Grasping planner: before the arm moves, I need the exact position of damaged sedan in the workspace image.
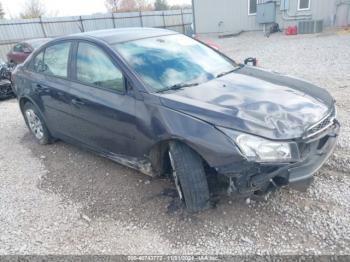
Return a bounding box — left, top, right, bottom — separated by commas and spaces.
12, 28, 340, 211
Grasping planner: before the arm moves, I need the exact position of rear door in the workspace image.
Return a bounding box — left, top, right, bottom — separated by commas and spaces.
66, 41, 138, 156
26, 41, 75, 137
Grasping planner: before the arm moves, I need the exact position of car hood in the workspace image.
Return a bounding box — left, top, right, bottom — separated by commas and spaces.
158, 66, 334, 140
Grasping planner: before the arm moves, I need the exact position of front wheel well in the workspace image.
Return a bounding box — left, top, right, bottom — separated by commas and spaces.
148, 139, 213, 177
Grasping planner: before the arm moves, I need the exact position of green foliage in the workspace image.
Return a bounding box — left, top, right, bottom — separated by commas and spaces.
154, 0, 169, 11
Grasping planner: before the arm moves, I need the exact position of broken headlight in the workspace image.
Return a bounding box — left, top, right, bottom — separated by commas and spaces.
219, 128, 299, 163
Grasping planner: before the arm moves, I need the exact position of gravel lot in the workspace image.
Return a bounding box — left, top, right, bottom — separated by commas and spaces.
0, 31, 350, 255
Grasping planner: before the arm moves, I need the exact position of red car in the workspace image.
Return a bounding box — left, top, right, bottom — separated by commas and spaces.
7, 38, 51, 65
194, 36, 221, 51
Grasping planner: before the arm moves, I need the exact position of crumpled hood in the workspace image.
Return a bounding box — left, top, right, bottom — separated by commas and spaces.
159, 66, 334, 140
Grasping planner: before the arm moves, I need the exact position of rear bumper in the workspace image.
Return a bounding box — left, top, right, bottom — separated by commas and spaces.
220, 121, 340, 194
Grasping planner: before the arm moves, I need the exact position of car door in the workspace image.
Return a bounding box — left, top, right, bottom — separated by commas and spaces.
26, 41, 76, 137
67, 41, 138, 156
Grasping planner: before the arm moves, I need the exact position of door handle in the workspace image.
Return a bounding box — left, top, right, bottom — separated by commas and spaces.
35, 84, 49, 93
71, 98, 85, 106
57, 91, 65, 97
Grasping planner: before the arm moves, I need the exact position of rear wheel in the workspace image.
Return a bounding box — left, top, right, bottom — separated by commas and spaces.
168, 141, 210, 212
23, 102, 52, 145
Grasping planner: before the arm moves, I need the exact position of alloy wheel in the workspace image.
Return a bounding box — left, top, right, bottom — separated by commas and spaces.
25, 109, 44, 140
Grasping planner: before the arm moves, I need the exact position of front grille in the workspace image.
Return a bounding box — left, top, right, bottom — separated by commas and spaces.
304, 113, 335, 139
308, 117, 332, 134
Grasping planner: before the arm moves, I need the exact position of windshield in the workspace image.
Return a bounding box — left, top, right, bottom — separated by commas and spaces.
113, 34, 237, 92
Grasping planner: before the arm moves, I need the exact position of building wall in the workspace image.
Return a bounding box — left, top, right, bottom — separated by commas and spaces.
192, 0, 259, 34
193, 0, 343, 35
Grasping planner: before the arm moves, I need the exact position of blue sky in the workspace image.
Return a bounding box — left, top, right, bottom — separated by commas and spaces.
1, 0, 192, 18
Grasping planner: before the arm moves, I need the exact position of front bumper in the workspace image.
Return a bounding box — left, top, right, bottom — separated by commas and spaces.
287, 120, 340, 191
219, 120, 340, 194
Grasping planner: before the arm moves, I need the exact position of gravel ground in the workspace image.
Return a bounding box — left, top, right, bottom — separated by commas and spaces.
0, 31, 350, 255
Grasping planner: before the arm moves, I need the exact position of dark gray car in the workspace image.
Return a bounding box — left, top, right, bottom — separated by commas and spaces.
12, 28, 340, 211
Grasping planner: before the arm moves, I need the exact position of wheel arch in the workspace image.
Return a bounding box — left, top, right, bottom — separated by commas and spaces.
19, 96, 37, 114
148, 138, 212, 177
19, 96, 49, 127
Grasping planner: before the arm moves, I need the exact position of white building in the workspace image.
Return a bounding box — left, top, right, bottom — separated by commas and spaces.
192, 0, 350, 35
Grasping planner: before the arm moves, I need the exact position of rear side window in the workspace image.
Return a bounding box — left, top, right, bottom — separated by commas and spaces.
13, 44, 24, 52
76, 42, 124, 92
43, 42, 71, 78
32, 51, 45, 72
30, 42, 71, 78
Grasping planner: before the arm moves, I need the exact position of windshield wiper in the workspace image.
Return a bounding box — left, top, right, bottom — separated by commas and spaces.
156, 82, 199, 93
216, 66, 242, 78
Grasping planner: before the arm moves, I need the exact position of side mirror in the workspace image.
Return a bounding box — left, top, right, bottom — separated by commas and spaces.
23, 48, 32, 53
126, 79, 143, 100
244, 57, 258, 67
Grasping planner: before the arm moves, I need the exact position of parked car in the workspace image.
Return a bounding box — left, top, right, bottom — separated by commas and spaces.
196, 37, 221, 50
12, 28, 340, 212
186, 23, 220, 50
7, 38, 51, 65
0, 59, 14, 100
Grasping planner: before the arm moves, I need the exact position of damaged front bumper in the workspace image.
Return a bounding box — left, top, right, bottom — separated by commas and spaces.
218, 120, 340, 195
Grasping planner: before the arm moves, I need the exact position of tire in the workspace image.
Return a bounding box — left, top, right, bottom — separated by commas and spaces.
169, 141, 210, 212
23, 102, 52, 145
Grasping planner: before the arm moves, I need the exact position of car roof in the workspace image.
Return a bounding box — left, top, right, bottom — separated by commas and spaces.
23, 38, 51, 45
62, 27, 179, 45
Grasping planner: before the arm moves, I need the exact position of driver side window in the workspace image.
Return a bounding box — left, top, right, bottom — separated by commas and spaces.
76, 42, 124, 93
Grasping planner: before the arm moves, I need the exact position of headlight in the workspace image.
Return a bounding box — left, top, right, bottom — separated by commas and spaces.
236, 134, 292, 162
218, 128, 298, 162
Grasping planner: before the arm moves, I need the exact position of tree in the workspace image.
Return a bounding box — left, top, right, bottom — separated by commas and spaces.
20, 0, 46, 19
169, 4, 192, 10
154, 0, 169, 11
105, 0, 122, 13
135, 0, 153, 10
0, 2, 5, 19
105, 0, 149, 12
119, 0, 137, 12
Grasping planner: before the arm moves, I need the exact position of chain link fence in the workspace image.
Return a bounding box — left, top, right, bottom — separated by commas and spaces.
0, 9, 193, 61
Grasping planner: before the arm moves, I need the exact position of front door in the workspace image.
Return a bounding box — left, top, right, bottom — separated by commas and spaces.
66, 41, 138, 156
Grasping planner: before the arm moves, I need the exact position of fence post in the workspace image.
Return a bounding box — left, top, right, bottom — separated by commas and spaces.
79, 16, 85, 32
180, 9, 185, 34
162, 11, 166, 29
139, 10, 143, 27
39, 16, 47, 38
111, 13, 116, 28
